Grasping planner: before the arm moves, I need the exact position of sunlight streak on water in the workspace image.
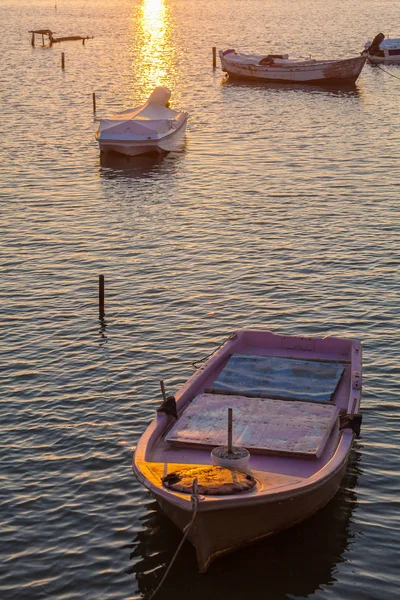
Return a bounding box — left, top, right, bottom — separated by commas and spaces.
132, 0, 176, 98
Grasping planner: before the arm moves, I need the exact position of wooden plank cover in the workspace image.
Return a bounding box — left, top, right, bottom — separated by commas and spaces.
165, 393, 340, 458
212, 354, 344, 403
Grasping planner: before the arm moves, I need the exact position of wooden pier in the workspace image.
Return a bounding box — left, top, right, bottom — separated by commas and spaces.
30, 29, 93, 47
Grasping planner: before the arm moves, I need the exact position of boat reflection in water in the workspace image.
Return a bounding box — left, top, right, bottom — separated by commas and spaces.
222, 73, 362, 98
98, 150, 185, 181
126, 448, 362, 599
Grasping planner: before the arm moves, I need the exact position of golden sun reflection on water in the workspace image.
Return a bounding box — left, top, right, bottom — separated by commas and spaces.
132, 0, 176, 99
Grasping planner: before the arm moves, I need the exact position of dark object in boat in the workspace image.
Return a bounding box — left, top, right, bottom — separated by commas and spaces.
366, 33, 385, 56
162, 466, 257, 495
157, 395, 178, 419
259, 54, 286, 65
339, 413, 362, 438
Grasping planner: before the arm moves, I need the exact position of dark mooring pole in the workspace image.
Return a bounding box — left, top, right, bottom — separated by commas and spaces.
99, 274, 105, 319
92, 92, 96, 113
212, 46, 217, 69
61, 52, 65, 70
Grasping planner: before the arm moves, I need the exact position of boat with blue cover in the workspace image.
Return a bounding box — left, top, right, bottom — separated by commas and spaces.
363, 33, 400, 64
133, 330, 362, 572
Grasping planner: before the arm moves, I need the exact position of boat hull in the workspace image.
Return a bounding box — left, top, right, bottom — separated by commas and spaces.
149, 444, 350, 572
98, 117, 188, 157
220, 53, 367, 85
367, 55, 400, 65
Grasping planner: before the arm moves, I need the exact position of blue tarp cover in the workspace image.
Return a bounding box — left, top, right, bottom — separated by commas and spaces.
212, 354, 344, 403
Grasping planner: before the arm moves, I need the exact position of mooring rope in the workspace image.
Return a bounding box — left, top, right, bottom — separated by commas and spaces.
374, 63, 400, 80
192, 332, 237, 369
148, 479, 200, 600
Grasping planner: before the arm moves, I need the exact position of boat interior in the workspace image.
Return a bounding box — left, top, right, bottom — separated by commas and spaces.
146, 334, 360, 483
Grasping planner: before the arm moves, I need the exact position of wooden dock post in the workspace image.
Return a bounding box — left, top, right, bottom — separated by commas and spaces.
92, 92, 96, 113
99, 274, 105, 319
212, 46, 217, 69
61, 52, 65, 70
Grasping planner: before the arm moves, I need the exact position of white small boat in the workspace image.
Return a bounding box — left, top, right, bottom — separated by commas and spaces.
96, 87, 188, 157
219, 49, 367, 85
364, 33, 400, 64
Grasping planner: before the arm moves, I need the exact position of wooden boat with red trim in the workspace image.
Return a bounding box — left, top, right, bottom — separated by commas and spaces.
219, 49, 367, 85
132, 330, 362, 572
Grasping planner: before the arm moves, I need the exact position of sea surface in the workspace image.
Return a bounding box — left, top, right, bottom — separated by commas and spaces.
1, 0, 399, 598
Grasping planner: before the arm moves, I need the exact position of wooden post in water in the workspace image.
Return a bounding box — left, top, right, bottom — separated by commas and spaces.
61, 52, 65, 70
92, 92, 96, 113
31, 32, 35, 46
99, 274, 105, 319
228, 408, 233, 454
212, 46, 217, 69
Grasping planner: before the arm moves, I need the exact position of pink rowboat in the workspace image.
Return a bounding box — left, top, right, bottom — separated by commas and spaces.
133, 330, 362, 572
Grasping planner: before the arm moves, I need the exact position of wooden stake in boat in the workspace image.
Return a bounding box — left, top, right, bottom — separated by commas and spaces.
99, 274, 105, 319
212, 46, 217, 69
158, 380, 178, 419
227, 408, 233, 454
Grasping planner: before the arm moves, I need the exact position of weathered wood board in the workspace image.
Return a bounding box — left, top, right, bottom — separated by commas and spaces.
165, 393, 339, 458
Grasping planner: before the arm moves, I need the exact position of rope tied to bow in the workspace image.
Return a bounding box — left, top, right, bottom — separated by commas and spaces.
148, 478, 200, 600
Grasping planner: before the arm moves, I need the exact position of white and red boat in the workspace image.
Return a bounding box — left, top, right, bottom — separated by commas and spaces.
219, 49, 367, 85
133, 329, 362, 572
96, 87, 188, 157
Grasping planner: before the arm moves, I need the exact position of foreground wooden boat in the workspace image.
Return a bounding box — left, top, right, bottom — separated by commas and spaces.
219, 49, 367, 85
133, 330, 362, 572
96, 87, 188, 157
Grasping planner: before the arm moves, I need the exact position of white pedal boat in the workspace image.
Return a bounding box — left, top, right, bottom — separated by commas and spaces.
96, 87, 188, 157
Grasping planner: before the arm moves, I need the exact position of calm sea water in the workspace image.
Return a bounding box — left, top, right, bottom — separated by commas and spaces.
1, 0, 399, 598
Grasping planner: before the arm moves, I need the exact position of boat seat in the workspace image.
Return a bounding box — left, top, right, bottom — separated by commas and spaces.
166, 393, 340, 459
